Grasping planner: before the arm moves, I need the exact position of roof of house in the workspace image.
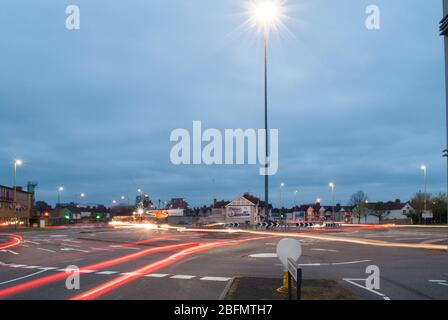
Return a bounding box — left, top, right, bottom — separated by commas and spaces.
213, 200, 230, 209
242, 193, 260, 205
366, 201, 411, 211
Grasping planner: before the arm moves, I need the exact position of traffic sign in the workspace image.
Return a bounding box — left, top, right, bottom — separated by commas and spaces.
276, 238, 302, 272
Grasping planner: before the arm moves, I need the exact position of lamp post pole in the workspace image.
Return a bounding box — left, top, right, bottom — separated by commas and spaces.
264, 26, 269, 221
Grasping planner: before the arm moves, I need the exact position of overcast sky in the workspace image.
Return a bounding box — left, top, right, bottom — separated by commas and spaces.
0, 0, 446, 207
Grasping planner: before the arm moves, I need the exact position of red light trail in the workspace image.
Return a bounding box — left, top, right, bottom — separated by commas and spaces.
0, 234, 23, 250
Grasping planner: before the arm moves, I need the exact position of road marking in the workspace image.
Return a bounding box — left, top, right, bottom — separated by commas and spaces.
23, 240, 41, 245
331, 260, 371, 266
96, 271, 118, 275
200, 277, 231, 282
0, 269, 49, 286
61, 247, 90, 253
62, 239, 82, 244
50, 235, 67, 238
145, 273, 169, 278
310, 248, 339, 252
110, 246, 139, 250
62, 243, 81, 248
90, 247, 114, 252
343, 278, 390, 300
0, 250, 19, 255
248, 253, 277, 258
170, 275, 196, 280
120, 272, 142, 276
37, 248, 56, 253
24, 266, 42, 269
9, 264, 27, 268
394, 237, 429, 241
38, 267, 58, 270
429, 280, 447, 283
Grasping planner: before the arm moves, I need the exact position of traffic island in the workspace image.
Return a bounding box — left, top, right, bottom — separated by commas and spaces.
223, 277, 356, 300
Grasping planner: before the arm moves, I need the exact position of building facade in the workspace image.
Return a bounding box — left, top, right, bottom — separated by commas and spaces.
0, 185, 33, 225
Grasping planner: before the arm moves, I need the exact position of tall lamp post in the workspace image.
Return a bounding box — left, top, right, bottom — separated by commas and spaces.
57, 186, 64, 206
279, 182, 285, 217
294, 190, 298, 207
329, 182, 335, 221
420, 165, 427, 222
250, 1, 284, 221
13, 159, 22, 228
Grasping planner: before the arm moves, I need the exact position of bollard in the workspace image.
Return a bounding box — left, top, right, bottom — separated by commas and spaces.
276, 271, 289, 293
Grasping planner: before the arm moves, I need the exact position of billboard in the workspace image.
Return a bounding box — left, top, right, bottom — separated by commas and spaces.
227, 206, 251, 218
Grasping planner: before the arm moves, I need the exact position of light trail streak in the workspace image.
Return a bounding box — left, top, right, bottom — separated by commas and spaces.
0, 234, 23, 250
70, 236, 270, 300
114, 224, 447, 252
0, 242, 197, 299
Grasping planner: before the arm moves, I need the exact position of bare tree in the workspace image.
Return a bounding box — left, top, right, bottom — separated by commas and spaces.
369, 202, 390, 223
348, 191, 368, 224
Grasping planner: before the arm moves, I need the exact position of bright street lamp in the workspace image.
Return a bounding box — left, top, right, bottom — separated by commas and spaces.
329, 182, 335, 221
420, 165, 427, 220
249, 1, 285, 222
294, 190, 298, 207
13, 159, 22, 229
57, 186, 64, 205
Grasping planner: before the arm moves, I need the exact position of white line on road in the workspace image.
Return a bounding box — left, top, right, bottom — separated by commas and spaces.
96, 271, 119, 275
331, 260, 371, 266
109, 246, 139, 250
248, 253, 277, 258
343, 278, 391, 300
0, 269, 49, 286
37, 248, 56, 253
170, 275, 196, 280
200, 277, 231, 282
145, 273, 169, 278
23, 240, 41, 245
0, 250, 19, 255
298, 260, 371, 267
60, 247, 90, 253
310, 248, 339, 253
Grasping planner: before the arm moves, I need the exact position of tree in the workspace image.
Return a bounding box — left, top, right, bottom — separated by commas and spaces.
369, 202, 390, 223
430, 193, 448, 224
348, 191, 368, 224
410, 192, 431, 224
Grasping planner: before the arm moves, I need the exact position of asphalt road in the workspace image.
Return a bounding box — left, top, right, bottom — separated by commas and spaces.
0, 225, 447, 300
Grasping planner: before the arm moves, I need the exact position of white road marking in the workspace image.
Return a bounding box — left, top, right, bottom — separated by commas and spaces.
298, 260, 371, 267
145, 273, 169, 278
9, 264, 27, 268
248, 253, 277, 258
120, 272, 142, 276
23, 240, 41, 245
37, 248, 56, 253
170, 275, 196, 280
38, 267, 58, 270
0, 269, 49, 286
343, 278, 390, 300
331, 260, 371, 266
50, 235, 67, 238
200, 277, 231, 282
60, 247, 90, 253
310, 248, 339, 252
109, 246, 139, 250
24, 266, 42, 269
96, 271, 118, 275
0, 250, 19, 255
429, 280, 447, 283
90, 247, 114, 251
62, 243, 81, 248
62, 239, 81, 244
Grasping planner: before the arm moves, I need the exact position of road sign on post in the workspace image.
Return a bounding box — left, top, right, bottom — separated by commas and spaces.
287, 257, 302, 300
276, 238, 302, 294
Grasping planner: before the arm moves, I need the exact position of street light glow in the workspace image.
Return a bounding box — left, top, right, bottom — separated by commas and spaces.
14, 159, 23, 166
58, 186, 64, 192
253, 1, 280, 25
329, 182, 335, 189
246, 0, 289, 35
420, 165, 427, 171
80, 193, 85, 198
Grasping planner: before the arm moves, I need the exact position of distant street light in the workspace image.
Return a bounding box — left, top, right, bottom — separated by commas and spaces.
279, 183, 285, 215
13, 159, 22, 229
329, 182, 335, 221
57, 186, 64, 205
420, 165, 427, 220
294, 190, 299, 207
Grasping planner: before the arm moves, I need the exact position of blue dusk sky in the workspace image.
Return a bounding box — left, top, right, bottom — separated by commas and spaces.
0, 0, 446, 207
